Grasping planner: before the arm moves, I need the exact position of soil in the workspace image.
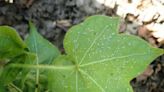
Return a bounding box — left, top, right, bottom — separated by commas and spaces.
0, 0, 164, 92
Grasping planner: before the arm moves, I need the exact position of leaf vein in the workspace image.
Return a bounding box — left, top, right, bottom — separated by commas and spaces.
80, 53, 147, 67
76, 71, 78, 92
79, 25, 110, 64
79, 69, 106, 92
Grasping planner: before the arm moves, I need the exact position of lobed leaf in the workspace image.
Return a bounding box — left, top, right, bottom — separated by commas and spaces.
48, 15, 164, 92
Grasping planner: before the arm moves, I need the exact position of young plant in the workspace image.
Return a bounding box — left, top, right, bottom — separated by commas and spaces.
0, 15, 163, 92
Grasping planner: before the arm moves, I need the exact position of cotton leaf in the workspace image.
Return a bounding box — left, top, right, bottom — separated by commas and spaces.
48, 15, 163, 92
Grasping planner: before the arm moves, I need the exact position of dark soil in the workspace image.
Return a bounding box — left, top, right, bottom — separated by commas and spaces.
0, 0, 164, 92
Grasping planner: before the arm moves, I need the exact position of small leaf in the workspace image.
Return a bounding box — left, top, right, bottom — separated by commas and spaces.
48, 15, 164, 92
25, 22, 60, 91
25, 22, 60, 64
0, 26, 27, 59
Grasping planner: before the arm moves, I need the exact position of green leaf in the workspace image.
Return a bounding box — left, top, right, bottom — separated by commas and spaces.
25, 22, 60, 91
25, 22, 60, 64
48, 15, 164, 92
0, 26, 27, 59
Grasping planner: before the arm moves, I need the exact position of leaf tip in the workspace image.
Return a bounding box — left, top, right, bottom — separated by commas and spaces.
28, 20, 37, 33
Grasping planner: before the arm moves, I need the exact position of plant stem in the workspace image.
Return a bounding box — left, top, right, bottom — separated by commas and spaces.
9, 83, 23, 92
35, 56, 39, 92
9, 64, 75, 70
35, 68, 39, 92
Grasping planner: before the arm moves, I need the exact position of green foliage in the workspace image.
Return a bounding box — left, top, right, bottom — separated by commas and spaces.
0, 22, 60, 92
24, 21, 60, 92
25, 21, 60, 64
0, 15, 163, 92
0, 26, 27, 60
0, 52, 35, 85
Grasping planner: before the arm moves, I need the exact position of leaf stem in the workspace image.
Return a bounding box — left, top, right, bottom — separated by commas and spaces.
9, 83, 23, 92
35, 56, 39, 92
9, 64, 75, 70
